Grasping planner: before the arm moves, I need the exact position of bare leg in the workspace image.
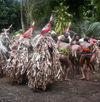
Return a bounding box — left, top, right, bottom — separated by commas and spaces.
86, 55, 91, 80
60, 54, 71, 81
80, 67, 85, 79
90, 54, 96, 73
80, 56, 85, 79
86, 67, 90, 80
90, 63, 96, 74
65, 67, 70, 81
90, 53, 95, 63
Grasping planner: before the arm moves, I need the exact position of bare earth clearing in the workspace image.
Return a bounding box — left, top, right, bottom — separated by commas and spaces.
0, 70, 100, 102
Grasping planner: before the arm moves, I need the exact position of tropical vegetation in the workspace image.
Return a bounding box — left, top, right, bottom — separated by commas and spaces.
0, 0, 100, 39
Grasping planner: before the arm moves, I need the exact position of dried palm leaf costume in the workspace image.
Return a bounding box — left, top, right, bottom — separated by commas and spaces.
6, 33, 63, 91
0, 33, 10, 77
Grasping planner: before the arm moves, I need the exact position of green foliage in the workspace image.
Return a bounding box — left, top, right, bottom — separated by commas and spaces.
53, 3, 72, 35
24, 1, 34, 27
24, 0, 59, 27
0, 0, 100, 39
86, 22, 100, 39
61, 0, 85, 18
10, 29, 23, 37
95, 0, 100, 21
0, 0, 21, 32
58, 47, 70, 55
71, 20, 100, 39
0, 0, 9, 27
30, 6, 43, 26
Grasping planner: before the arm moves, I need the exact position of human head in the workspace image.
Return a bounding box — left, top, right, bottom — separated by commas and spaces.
63, 31, 70, 38
84, 37, 89, 42
52, 34, 58, 42
49, 21, 54, 27
74, 34, 79, 41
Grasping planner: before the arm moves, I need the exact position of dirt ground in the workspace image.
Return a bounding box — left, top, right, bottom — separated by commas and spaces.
0, 71, 100, 102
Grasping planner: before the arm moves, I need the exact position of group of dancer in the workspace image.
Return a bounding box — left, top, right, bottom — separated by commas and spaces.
51, 31, 98, 81
1, 20, 99, 82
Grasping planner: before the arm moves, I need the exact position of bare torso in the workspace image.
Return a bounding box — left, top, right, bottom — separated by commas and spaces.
80, 41, 91, 50
57, 40, 70, 50
71, 44, 81, 51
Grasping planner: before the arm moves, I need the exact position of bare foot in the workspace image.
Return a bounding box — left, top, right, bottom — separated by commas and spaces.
86, 77, 89, 81
93, 71, 96, 74
65, 78, 71, 81
94, 79, 98, 82
60, 78, 63, 81
80, 77, 85, 80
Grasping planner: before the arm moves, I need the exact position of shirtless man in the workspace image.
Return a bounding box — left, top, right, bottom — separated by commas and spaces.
55, 34, 71, 81
79, 37, 93, 80
58, 31, 72, 43
70, 42, 81, 76
71, 34, 80, 45
89, 40, 97, 73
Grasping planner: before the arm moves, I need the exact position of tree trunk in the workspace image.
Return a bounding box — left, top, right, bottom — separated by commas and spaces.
25, 0, 30, 28
21, 0, 25, 33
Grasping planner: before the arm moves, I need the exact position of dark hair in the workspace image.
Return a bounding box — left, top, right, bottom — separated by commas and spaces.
49, 21, 54, 27
74, 34, 79, 39
84, 37, 89, 42
52, 34, 58, 42
63, 31, 70, 36
74, 34, 78, 37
